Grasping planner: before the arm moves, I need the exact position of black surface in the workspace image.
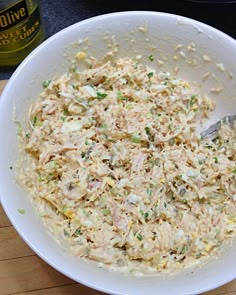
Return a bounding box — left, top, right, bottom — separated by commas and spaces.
0, 0, 236, 79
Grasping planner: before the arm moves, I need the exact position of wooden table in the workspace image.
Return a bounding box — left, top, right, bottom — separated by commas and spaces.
0, 80, 235, 295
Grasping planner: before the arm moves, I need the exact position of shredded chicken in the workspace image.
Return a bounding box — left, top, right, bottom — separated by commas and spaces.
17, 57, 236, 273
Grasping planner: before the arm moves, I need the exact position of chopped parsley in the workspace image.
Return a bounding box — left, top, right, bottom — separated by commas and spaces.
63, 109, 70, 116
96, 92, 107, 99
99, 123, 108, 130
103, 208, 111, 216
144, 212, 149, 219
75, 228, 82, 235
32, 116, 42, 127
33, 116, 37, 126
117, 91, 123, 100
131, 134, 141, 143
147, 72, 154, 78
139, 209, 144, 216
233, 168, 236, 175
18, 209, 25, 214
145, 126, 151, 136
148, 55, 154, 62
42, 79, 51, 88
136, 233, 143, 241
190, 95, 197, 106
213, 157, 218, 164
146, 187, 153, 197
81, 152, 86, 158
180, 245, 188, 255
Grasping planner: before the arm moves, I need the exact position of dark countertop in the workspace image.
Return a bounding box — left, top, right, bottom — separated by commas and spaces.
0, 0, 236, 79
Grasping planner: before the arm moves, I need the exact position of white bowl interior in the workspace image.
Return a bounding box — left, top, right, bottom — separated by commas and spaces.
0, 11, 236, 295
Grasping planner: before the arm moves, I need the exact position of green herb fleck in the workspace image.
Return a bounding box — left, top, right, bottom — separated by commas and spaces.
96, 92, 107, 99
169, 138, 175, 145
144, 212, 149, 219
146, 187, 153, 197
196, 252, 202, 258
85, 139, 90, 145
139, 209, 144, 216
131, 134, 141, 143
198, 160, 204, 165
233, 168, 236, 175
117, 91, 122, 100
126, 103, 134, 110
9, 166, 13, 170
75, 228, 82, 235
213, 157, 218, 164
81, 152, 86, 158
25, 132, 30, 138
190, 95, 197, 106
110, 187, 116, 195
82, 209, 89, 216
48, 160, 56, 169
147, 72, 154, 78
17, 125, 22, 135
42, 79, 51, 88
151, 158, 159, 167
152, 232, 157, 240
61, 206, 67, 213
117, 91, 127, 101
38, 174, 44, 182
18, 209, 25, 214
164, 202, 167, 208
100, 123, 108, 130
145, 127, 151, 136
103, 208, 111, 216
157, 113, 162, 117
180, 245, 188, 255
33, 116, 37, 126
148, 55, 154, 62
63, 109, 69, 116
136, 233, 143, 241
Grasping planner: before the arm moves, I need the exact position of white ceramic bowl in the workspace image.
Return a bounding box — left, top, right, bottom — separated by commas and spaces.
0, 11, 236, 295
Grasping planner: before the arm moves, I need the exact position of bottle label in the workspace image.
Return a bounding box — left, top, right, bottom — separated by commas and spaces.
0, 0, 29, 31
0, 1, 41, 52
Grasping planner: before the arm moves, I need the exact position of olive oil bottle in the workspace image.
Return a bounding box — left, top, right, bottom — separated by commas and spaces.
0, 0, 44, 66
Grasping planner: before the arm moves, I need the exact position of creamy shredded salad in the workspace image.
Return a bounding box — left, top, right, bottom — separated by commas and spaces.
17, 56, 236, 273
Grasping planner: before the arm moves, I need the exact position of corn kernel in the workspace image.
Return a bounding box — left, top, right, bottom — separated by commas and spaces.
76, 51, 87, 60
64, 210, 75, 218
191, 232, 197, 239
205, 244, 212, 252
160, 176, 165, 183
104, 177, 115, 187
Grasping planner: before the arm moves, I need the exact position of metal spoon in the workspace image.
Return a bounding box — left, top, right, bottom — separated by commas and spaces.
200, 115, 236, 140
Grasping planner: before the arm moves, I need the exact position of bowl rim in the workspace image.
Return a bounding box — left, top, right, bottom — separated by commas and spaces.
1, 10, 236, 295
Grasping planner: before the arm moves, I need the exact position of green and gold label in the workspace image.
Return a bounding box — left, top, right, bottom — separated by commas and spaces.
0, 1, 41, 52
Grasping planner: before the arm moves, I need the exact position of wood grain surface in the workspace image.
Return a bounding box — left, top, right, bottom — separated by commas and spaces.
0, 80, 235, 295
